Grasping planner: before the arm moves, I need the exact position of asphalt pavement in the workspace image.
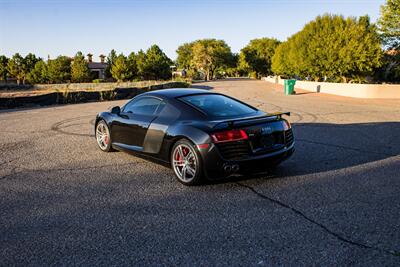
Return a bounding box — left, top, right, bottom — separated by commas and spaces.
1, 79, 399, 266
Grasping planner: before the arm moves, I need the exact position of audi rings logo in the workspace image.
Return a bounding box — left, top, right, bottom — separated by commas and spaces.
260, 126, 273, 135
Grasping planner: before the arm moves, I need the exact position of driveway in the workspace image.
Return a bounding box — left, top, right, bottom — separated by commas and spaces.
1, 79, 399, 266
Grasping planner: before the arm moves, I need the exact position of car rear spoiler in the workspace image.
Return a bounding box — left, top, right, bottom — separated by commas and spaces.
215, 112, 291, 129
266, 111, 291, 118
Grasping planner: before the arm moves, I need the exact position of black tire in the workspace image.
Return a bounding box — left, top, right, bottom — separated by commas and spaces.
171, 139, 203, 186
95, 120, 114, 152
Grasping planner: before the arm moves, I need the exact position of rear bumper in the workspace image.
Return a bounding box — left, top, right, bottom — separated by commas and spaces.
200, 142, 295, 180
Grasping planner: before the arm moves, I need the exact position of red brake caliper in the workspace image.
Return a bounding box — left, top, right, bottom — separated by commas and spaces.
176, 147, 188, 162
176, 149, 181, 161
104, 135, 108, 144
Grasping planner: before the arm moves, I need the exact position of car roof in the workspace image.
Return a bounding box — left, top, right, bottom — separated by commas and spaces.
144, 88, 216, 99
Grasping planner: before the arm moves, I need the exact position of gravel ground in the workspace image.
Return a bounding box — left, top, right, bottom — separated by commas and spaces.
1, 78, 399, 266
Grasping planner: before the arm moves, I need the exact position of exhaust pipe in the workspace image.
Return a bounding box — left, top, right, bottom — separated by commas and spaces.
223, 165, 232, 172
232, 164, 240, 172
223, 164, 240, 173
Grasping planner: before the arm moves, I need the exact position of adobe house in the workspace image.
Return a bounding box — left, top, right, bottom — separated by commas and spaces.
386, 49, 400, 56
87, 54, 108, 79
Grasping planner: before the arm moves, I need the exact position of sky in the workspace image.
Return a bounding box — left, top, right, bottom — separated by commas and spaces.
0, 0, 385, 60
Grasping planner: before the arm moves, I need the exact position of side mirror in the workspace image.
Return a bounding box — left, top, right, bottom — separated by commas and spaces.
111, 106, 121, 114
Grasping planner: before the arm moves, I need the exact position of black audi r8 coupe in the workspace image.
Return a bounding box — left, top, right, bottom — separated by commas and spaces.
95, 88, 294, 185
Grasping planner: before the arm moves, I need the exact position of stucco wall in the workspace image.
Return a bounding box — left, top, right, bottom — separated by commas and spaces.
262, 76, 400, 99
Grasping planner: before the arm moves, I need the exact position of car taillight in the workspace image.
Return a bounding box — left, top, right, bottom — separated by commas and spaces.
211, 129, 248, 143
283, 120, 291, 130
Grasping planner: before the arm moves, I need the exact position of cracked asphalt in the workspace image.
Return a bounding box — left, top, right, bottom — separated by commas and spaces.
1, 79, 400, 266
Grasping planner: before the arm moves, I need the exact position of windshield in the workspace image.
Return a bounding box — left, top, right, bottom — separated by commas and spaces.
180, 94, 257, 118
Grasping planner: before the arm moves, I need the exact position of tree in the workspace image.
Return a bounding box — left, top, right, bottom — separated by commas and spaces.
24, 53, 40, 74
176, 39, 234, 80
271, 42, 292, 77
272, 14, 383, 83
27, 60, 48, 84
0, 55, 8, 82
136, 49, 147, 80
375, 52, 400, 83
7, 53, 25, 85
111, 54, 131, 82
176, 42, 194, 69
377, 0, 400, 83
127, 52, 138, 80
71, 51, 91, 82
239, 38, 281, 78
222, 53, 240, 77
176, 42, 202, 78
47, 56, 71, 83
105, 49, 117, 79
140, 45, 172, 80
191, 39, 233, 80
378, 0, 400, 49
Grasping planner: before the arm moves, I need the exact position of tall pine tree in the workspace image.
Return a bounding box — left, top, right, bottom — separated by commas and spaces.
71, 52, 91, 83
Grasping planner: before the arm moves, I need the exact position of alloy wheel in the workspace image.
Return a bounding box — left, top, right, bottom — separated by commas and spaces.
172, 144, 197, 182
96, 122, 110, 150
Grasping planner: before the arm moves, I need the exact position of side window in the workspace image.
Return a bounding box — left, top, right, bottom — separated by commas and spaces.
155, 101, 167, 115
123, 97, 162, 115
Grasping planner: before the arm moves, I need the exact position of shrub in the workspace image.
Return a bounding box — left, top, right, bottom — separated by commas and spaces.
272, 14, 383, 83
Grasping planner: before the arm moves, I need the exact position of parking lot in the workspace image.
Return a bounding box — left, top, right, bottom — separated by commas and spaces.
1, 79, 399, 266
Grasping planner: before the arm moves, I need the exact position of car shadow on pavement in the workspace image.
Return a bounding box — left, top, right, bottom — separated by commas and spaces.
208, 121, 400, 184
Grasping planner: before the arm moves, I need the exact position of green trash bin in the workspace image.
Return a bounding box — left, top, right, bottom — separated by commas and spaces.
284, 79, 296, 95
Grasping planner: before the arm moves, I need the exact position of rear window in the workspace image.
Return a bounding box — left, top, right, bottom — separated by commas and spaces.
180, 94, 257, 118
